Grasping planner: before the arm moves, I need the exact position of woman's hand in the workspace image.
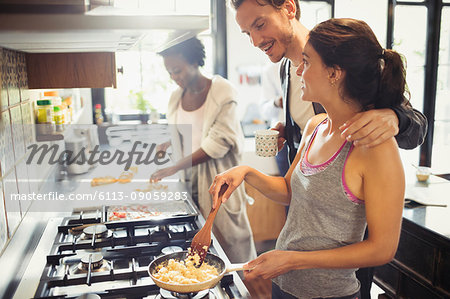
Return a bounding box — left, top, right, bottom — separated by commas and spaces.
155, 141, 172, 158
209, 166, 250, 208
244, 250, 293, 280
149, 166, 177, 183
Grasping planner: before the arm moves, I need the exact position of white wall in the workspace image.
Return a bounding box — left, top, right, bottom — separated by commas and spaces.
77, 89, 94, 124
226, 6, 272, 121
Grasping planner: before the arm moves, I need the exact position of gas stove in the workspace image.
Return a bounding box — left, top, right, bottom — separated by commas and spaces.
30, 205, 249, 299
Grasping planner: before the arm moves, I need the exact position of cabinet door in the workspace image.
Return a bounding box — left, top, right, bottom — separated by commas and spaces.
244, 182, 286, 241
26, 52, 116, 89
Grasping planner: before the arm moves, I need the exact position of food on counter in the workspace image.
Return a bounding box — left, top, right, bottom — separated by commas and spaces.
91, 176, 117, 187
135, 182, 168, 192
108, 204, 162, 221
118, 171, 134, 184
91, 166, 139, 187
153, 254, 219, 284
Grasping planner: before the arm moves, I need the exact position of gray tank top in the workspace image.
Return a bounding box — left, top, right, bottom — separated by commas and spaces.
274, 124, 367, 298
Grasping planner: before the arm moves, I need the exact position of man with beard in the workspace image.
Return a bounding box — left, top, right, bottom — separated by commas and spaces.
231, 0, 427, 164
229, 1, 427, 298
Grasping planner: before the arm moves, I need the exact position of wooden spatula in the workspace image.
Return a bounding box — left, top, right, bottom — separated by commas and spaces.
188, 183, 228, 265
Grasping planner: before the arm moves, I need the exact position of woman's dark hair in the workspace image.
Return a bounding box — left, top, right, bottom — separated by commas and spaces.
308, 18, 407, 111
158, 37, 205, 67
230, 0, 301, 20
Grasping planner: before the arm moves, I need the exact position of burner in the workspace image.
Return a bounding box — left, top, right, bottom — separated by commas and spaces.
161, 246, 183, 255
82, 224, 111, 239
81, 252, 104, 268
159, 289, 214, 299
69, 253, 111, 275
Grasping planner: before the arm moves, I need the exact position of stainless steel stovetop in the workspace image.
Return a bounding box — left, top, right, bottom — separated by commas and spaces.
18, 203, 249, 299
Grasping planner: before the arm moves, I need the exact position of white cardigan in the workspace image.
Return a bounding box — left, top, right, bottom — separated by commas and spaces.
167, 75, 256, 263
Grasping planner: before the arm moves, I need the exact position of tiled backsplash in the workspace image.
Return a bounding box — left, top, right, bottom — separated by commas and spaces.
0, 47, 92, 256
0, 47, 50, 254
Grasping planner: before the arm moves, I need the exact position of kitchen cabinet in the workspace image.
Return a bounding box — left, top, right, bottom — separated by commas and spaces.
26, 52, 116, 89
373, 179, 450, 298
245, 182, 286, 241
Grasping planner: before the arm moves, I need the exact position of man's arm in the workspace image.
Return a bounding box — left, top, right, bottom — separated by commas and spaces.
340, 101, 427, 150
391, 101, 428, 149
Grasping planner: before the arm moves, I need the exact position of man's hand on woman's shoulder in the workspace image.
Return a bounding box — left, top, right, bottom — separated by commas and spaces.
340, 109, 399, 148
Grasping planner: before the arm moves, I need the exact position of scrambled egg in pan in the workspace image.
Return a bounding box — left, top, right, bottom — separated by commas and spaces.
153, 254, 219, 284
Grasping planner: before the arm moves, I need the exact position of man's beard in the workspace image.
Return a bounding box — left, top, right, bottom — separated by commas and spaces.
272, 20, 294, 62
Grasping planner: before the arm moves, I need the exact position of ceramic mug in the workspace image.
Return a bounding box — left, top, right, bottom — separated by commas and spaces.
255, 129, 279, 157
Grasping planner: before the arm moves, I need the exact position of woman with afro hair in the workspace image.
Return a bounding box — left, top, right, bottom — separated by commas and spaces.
151, 37, 257, 264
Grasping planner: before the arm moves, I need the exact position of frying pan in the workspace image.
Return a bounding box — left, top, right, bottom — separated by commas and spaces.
148, 251, 246, 293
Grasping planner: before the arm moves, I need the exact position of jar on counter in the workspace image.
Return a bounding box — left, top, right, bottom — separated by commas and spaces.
36, 99, 55, 134
43, 91, 63, 118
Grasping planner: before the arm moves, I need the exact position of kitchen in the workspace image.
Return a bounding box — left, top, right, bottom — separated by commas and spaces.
0, 1, 449, 299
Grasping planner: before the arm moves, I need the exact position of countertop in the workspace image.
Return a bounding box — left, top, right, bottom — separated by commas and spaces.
403, 174, 450, 239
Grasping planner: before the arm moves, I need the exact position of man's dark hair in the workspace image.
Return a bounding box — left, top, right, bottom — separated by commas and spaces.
158, 37, 205, 67
230, 0, 301, 20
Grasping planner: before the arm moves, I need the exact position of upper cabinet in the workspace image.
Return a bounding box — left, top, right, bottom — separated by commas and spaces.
26, 52, 117, 89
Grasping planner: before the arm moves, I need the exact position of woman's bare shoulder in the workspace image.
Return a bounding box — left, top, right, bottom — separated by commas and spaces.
303, 113, 327, 137
352, 137, 401, 173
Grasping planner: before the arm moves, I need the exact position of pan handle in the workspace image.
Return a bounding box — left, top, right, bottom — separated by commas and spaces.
225, 263, 251, 273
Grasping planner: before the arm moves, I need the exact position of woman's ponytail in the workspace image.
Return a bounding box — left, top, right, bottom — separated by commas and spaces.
377, 49, 409, 109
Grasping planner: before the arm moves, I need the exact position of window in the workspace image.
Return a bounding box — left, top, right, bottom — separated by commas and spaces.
393, 5, 427, 112
335, 0, 388, 45
387, 1, 450, 172
300, 1, 332, 29
392, 5, 427, 168
105, 50, 176, 115
433, 6, 450, 173
104, 0, 211, 119
105, 34, 213, 117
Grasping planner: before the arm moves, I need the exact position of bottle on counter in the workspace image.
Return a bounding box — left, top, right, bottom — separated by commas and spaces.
36, 99, 55, 134
42, 90, 64, 129
60, 102, 67, 128
63, 96, 73, 124
94, 104, 104, 125
54, 105, 64, 132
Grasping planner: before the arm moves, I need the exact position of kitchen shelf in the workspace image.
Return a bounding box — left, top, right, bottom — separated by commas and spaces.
35, 105, 86, 142
36, 132, 64, 142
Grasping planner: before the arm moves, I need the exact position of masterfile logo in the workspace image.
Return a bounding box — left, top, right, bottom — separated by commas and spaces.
26, 141, 170, 171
